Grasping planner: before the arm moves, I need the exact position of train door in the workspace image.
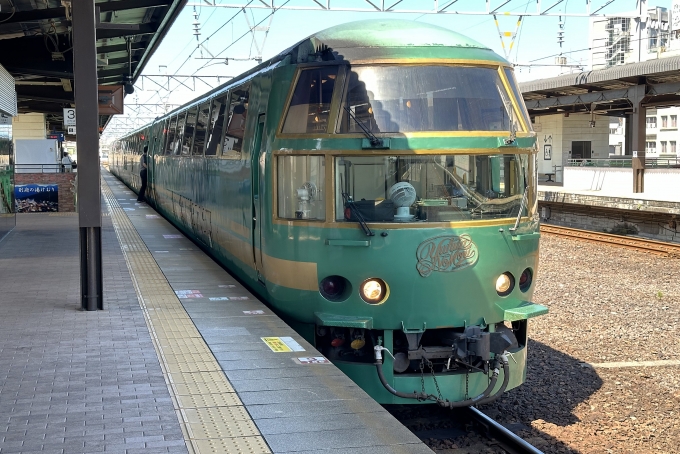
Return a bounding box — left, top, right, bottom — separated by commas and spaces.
148, 121, 163, 202
251, 113, 266, 284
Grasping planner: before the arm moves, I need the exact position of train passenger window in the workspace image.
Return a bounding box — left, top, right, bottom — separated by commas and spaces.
174, 111, 187, 156
206, 94, 228, 156
223, 84, 250, 158
193, 102, 210, 155
338, 66, 518, 133
282, 67, 338, 134
164, 115, 177, 155
182, 106, 198, 156
277, 155, 326, 220
334, 154, 529, 222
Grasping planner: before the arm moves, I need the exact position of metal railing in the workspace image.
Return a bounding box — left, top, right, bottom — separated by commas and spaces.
567, 157, 680, 168
14, 164, 77, 173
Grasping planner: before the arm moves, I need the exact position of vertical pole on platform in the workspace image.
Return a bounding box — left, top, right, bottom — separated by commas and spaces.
72, 0, 103, 310
630, 84, 647, 194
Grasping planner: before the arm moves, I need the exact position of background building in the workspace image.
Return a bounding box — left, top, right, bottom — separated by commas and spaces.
591, 3, 680, 158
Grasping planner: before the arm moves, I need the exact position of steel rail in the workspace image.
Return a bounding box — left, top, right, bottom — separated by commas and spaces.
540, 224, 680, 258
462, 407, 544, 454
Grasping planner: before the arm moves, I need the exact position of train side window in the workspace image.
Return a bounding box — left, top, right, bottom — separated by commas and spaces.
277, 155, 325, 220
282, 67, 338, 134
223, 84, 250, 159
206, 94, 228, 156
193, 102, 210, 156
182, 106, 198, 156
174, 111, 187, 156
164, 115, 177, 155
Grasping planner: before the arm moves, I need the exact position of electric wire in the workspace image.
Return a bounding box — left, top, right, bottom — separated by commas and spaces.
136, 1, 289, 118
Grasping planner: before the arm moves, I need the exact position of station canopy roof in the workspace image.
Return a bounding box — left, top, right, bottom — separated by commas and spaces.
0, 0, 185, 132
520, 56, 680, 117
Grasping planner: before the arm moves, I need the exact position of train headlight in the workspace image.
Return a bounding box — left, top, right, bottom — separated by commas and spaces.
495, 273, 515, 297
360, 278, 388, 304
519, 268, 533, 292
319, 276, 351, 302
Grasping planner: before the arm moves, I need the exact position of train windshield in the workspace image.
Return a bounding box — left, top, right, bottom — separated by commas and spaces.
335, 154, 530, 222
338, 66, 519, 133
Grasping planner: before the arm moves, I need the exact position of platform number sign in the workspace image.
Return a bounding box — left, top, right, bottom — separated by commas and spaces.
63, 108, 76, 126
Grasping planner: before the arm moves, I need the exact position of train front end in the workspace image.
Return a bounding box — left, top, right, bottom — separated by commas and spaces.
266, 21, 547, 405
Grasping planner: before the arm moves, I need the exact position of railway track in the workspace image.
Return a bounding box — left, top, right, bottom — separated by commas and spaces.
540, 224, 680, 258
387, 405, 544, 454
461, 407, 544, 454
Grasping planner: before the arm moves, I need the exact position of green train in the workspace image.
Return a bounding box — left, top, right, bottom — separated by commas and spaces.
110, 20, 547, 406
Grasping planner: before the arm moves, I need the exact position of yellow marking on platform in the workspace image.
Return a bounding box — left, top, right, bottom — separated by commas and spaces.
102, 176, 271, 454
261, 337, 292, 352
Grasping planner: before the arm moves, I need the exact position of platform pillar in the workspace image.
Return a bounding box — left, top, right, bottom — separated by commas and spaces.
72, 0, 103, 310
629, 84, 647, 194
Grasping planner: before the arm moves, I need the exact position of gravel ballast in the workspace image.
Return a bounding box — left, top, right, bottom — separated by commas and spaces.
477, 234, 680, 453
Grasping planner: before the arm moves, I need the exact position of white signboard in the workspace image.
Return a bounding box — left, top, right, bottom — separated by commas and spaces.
67, 126, 76, 135
673, 0, 680, 31
0, 114, 10, 125
63, 108, 76, 126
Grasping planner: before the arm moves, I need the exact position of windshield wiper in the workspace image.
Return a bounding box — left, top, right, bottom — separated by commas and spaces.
342, 192, 374, 237
343, 105, 383, 148
509, 186, 529, 233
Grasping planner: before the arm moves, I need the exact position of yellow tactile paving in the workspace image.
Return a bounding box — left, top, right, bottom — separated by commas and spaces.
177, 392, 243, 408
102, 178, 271, 454
173, 381, 235, 395
194, 437, 271, 454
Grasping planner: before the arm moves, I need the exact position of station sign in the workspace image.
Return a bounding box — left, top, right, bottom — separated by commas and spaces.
67, 126, 76, 135
63, 108, 76, 126
47, 132, 65, 142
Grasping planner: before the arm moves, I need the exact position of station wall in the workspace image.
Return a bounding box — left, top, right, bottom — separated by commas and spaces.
12, 113, 46, 142
532, 113, 610, 181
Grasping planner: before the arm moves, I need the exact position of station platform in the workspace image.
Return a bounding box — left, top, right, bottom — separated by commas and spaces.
537, 183, 680, 215
0, 170, 430, 454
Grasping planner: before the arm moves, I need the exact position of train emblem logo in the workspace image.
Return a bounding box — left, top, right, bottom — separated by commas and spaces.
416, 234, 478, 277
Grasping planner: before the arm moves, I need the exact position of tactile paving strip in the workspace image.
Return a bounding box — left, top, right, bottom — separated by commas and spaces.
102, 177, 272, 454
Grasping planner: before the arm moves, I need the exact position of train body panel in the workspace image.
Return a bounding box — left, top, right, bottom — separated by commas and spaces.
110, 19, 546, 405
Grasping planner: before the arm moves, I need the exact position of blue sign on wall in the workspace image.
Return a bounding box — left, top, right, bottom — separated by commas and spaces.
15, 184, 58, 212
47, 132, 65, 142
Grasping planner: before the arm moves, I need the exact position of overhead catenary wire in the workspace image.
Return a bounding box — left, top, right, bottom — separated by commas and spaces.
137, 1, 290, 113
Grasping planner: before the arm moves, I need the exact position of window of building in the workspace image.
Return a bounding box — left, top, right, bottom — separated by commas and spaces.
661, 141, 667, 153
661, 116, 668, 128
646, 141, 656, 152
672, 141, 677, 154
672, 115, 677, 127
646, 117, 657, 129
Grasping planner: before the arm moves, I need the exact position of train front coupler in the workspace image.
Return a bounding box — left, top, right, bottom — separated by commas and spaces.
373, 326, 514, 406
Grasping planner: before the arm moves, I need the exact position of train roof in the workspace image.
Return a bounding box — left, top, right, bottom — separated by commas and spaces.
114, 20, 508, 140
280, 19, 507, 64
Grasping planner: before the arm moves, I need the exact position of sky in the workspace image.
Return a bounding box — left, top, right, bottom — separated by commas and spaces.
104, 0, 670, 139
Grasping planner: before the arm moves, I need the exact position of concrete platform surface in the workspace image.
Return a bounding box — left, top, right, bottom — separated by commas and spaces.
0, 170, 431, 454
